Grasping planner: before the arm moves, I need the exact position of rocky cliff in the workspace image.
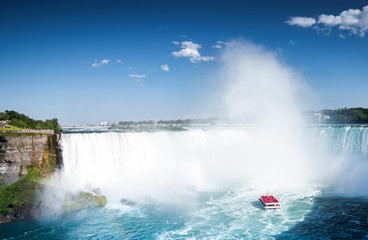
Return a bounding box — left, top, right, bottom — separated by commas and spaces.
0, 133, 61, 222
0, 133, 107, 223
0, 134, 61, 185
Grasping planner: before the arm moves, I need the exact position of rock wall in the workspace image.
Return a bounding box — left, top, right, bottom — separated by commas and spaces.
0, 134, 61, 185
0, 133, 106, 223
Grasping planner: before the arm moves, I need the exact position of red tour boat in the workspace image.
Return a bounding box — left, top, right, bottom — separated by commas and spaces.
259, 195, 281, 210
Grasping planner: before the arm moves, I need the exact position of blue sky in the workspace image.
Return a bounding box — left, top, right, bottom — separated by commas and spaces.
1, 0, 367, 124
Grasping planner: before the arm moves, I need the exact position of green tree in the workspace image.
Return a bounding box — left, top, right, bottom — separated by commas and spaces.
1, 110, 62, 131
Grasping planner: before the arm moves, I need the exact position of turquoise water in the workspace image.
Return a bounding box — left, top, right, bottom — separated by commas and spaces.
1, 187, 368, 239
1, 125, 368, 239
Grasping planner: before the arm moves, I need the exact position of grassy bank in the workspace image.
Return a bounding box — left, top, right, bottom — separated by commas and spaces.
0, 132, 48, 137
0, 167, 41, 216
0, 123, 51, 137
0, 124, 25, 132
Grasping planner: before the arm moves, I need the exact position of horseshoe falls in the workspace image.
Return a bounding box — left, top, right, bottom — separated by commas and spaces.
1, 125, 368, 239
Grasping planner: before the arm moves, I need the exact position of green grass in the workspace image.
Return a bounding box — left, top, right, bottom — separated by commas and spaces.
0, 124, 52, 136
0, 124, 27, 132
0, 123, 48, 137
0, 167, 42, 215
0, 132, 47, 137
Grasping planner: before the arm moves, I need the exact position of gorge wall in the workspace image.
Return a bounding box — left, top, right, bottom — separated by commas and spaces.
0, 134, 62, 185
0, 133, 106, 223
0, 133, 62, 222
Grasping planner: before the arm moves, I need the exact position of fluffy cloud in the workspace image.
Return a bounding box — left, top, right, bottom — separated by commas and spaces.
212, 41, 228, 49
161, 64, 169, 72
117, 59, 123, 64
171, 41, 215, 63
286, 17, 316, 27
91, 59, 110, 67
129, 74, 146, 78
92, 62, 100, 67
286, 5, 368, 37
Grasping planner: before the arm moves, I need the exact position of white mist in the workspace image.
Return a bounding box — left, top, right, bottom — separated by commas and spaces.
218, 40, 312, 188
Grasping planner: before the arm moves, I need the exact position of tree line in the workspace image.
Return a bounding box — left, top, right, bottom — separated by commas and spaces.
0, 110, 62, 131
322, 107, 368, 124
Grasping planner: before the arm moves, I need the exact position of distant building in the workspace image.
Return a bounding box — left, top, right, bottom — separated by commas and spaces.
0, 120, 9, 128
312, 112, 330, 123
100, 121, 108, 126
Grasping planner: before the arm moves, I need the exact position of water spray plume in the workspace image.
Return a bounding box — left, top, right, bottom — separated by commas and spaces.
220, 40, 307, 126
218, 40, 311, 187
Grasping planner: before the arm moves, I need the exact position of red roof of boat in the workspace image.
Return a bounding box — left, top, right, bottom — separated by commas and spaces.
260, 195, 279, 203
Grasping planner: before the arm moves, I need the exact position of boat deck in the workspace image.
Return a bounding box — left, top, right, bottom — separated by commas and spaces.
259, 195, 281, 210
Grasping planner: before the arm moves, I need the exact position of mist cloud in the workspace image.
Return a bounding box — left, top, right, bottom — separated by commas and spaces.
219, 40, 306, 126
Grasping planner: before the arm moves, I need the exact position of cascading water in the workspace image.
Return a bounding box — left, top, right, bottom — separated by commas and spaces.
306, 125, 368, 194
309, 126, 368, 156
56, 127, 311, 205
53, 125, 368, 204
33, 125, 368, 239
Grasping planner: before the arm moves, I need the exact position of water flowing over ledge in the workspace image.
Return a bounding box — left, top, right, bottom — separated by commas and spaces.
47, 125, 368, 208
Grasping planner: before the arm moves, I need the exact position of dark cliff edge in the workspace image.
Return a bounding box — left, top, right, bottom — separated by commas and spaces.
0, 133, 62, 223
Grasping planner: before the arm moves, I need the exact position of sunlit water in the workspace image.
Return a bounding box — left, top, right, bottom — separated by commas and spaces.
1, 186, 368, 239
1, 125, 368, 239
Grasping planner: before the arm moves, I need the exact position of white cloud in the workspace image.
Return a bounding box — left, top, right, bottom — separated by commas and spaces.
172, 41, 179, 46
92, 62, 100, 67
340, 8, 361, 25
161, 64, 169, 72
286, 17, 316, 27
91, 59, 109, 67
287, 5, 368, 37
117, 59, 123, 64
101, 59, 109, 64
171, 41, 215, 63
317, 14, 342, 26
128, 66, 135, 70
130, 74, 146, 78
212, 41, 228, 49
180, 35, 187, 38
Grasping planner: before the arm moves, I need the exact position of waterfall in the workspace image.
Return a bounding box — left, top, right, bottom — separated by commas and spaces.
308, 126, 368, 156
57, 127, 310, 203
44, 125, 368, 211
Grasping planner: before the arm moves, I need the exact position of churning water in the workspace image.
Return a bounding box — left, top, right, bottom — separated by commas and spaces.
1, 125, 368, 239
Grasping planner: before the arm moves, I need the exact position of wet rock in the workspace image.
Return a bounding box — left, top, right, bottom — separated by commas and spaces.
62, 191, 107, 213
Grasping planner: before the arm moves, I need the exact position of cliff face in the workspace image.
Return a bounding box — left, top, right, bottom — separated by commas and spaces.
0, 134, 61, 185
0, 133, 106, 223
0, 133, 62, 222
